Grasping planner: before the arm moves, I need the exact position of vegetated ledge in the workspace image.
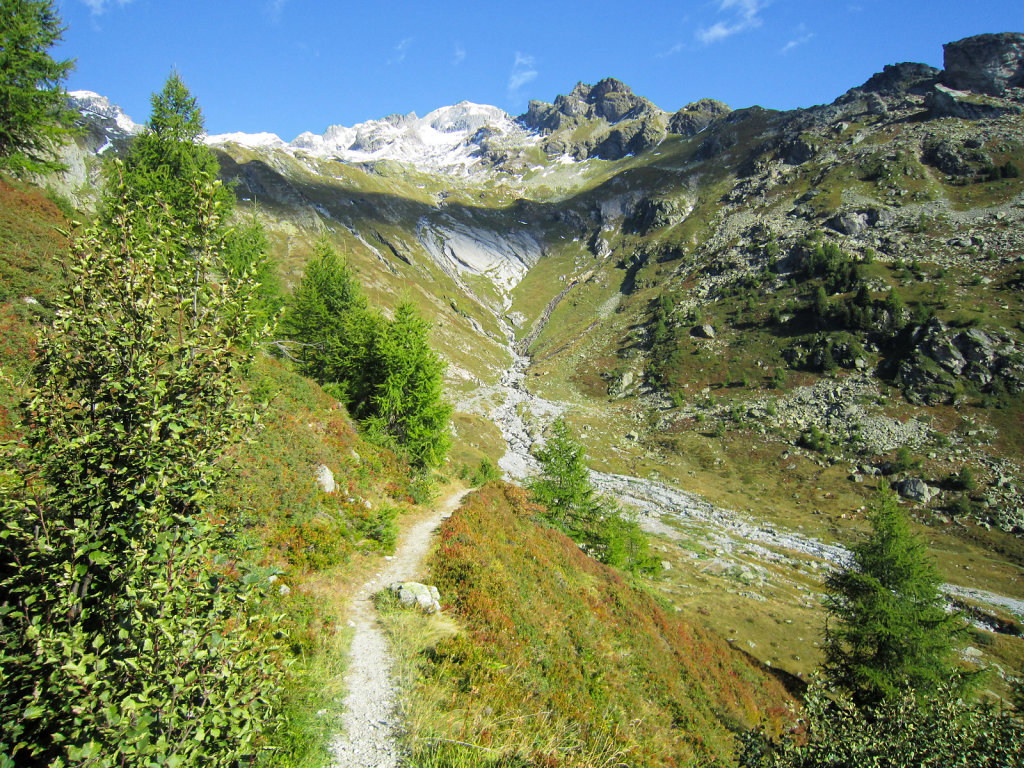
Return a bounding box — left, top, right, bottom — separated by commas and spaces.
400, 482, 795, 767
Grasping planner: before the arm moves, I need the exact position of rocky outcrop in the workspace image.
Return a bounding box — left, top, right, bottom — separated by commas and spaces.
897, 477, 935, 503
942, 33, 1024, 97
857, 62, 941, 96
897, 319, 1024, 405
315, 463, 336, 494
667, 99, 731, 136
628, 194, 693, 234
519, 78, 660, 133
389, 582, 442, 613
518, 79, 668, 160
922, 137, 992, 176
927, 83, 1023, 119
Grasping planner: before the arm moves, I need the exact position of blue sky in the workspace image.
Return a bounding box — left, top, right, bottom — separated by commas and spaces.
56, 1, 1021, 140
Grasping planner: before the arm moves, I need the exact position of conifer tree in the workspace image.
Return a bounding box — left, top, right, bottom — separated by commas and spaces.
284, 239, 377, 403
823, 486, 964, 706
531, 418, 655, 573
0, 0, 76, 174
114, 72, 278, 332
531, 417, 600, 530
116, 71, 232, 230
363, 301, 452, 468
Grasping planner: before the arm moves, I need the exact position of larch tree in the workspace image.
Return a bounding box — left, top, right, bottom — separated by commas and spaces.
363, 301, 452, 469
283, 239, 378, 404
823, 486, 965, 707
530, 418, 654, 574
0, 0, 77, 174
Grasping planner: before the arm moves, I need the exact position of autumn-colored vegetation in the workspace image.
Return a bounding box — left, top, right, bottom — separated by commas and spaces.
384, 482, 793, 767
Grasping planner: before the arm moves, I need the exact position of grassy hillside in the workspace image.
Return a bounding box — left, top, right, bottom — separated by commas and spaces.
380, 482, 793, 767
0, 179, 68, 438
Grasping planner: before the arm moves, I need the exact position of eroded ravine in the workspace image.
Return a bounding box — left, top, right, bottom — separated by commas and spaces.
473, 289, 1024, 623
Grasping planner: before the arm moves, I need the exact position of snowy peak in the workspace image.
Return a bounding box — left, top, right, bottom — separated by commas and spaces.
277, 101, 539, 174
68, 90, 546, 177
68, 90, 143, 137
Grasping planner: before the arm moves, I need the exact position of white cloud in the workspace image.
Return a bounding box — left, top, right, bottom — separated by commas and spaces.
696, 0, 766, 45
389, 37, 413, 65
507, 52, 538, 97
656, 41, 686, 59
780, 25, 814, 54
453, 43, 466, 66
80, 0, 134, 14
266, 0, 288, 22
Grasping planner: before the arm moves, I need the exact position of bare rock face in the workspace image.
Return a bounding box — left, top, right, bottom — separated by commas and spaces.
519, 78, 660, 134
942, 32, 1024, 96
858, 62, 940, 96
315, 463, 336, 494
667, 98, 731, 136
518, 79, 667, 160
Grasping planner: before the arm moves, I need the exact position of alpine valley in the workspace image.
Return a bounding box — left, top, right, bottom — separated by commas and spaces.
16, 29, 1024, 765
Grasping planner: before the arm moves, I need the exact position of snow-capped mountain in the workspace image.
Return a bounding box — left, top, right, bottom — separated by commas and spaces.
206, 101, 540, 176
68, 90, 143, 138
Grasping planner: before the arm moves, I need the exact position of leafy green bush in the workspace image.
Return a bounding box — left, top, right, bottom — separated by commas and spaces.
741, 677, 1024, 767
0, 164, 283, 765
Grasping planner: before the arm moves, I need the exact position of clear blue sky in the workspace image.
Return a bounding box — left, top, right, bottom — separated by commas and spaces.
55, 0, 1022, 140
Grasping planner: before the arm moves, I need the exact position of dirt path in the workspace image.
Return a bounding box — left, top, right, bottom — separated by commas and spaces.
331, 489, 471, 768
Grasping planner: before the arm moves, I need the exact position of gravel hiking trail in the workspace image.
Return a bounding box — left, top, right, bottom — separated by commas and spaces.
331, 488, 471, 768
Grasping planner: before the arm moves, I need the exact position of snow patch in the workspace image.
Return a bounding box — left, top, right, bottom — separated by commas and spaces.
67, 90, 142, 136
205, 131, 285, 149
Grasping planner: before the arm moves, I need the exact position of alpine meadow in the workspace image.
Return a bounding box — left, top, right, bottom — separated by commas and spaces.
1, 2, 1024, 766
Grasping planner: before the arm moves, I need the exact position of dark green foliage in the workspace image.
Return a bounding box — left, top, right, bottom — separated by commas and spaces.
284, 243, 451, 468
221, 212, 284, 333
0, 166, 282, 765
893, 445, 921, 472
113, 73, 278, 337
530, 418, 655, 574
950, 465, 977, 492
823, 488, 965, 707
0, 0, 76, 174
983, 161, 1021, 181
469, 456, 501, 486
740, 677, 1024, 768
800, 240, 860, 294
648, 292, 684, 387
283, 240, 376, 401
362, 302, 452, 469
799, 425, 833, 454
115, 72, 233, 235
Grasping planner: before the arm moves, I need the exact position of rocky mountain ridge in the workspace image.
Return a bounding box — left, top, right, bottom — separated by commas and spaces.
60, 33, 1024, 540
47, 29, 1024, 702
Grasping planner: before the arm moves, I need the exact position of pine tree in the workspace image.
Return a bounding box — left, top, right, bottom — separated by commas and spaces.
363, 301, 452, 468
0, 0, 77, 174
530, 418, 654, 573
823, 486, 964, 706
283, 239, 377, 404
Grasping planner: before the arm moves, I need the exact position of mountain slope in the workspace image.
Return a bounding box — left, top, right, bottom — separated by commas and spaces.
50, 27, 1024, 709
